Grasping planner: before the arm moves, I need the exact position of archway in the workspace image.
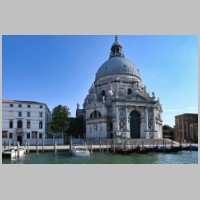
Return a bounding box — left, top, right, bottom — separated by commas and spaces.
130, 111, 140, 138
17, 135, 22, 145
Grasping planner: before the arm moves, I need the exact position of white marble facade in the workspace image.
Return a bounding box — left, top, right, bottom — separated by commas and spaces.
77, 36, 163, 139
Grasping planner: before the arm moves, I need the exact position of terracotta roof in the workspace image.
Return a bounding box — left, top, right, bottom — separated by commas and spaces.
2, 99, 45, 105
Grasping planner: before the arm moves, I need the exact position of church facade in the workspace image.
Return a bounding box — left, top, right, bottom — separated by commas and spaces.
77, 36, 163, 139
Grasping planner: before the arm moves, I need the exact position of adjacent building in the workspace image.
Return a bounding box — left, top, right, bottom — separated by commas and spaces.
189, 123, 198, 143
77, 36, 163, 139
2, 100, 51, 145
175, 113, 198, 143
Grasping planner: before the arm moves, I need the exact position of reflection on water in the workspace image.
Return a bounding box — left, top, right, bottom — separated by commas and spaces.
2, 151, 198, 164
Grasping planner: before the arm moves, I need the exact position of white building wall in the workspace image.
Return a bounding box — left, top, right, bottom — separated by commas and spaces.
2, 101, 51, 145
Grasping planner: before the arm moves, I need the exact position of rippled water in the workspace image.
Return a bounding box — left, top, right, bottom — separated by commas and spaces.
2, 150, 198, 164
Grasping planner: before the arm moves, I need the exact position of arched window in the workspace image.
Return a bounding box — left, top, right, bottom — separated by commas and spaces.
90, 110, 102, 119
9, 121, 13, 128
94, 110, 97, 118
90, 112, 93, 119
101, 90, 106, 101
27, 121, 30, 129
17, 120, 23, 128
39, 121, 43, 129
128, 88, 132, 95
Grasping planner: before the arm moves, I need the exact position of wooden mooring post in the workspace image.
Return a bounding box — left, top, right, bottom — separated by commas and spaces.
17, 141, 20, 157
127, 140, 129, 150
69, 137, 72, 154
99, 139, 102, 152
106, 140, 109, 153
90, 141, 93, 154
24, 140, 27, 153
27, 140, 30, 154
113, 139, 115, 155
54, 141, 57, 155
36, 141, 39, 155
42, 140, 44, 152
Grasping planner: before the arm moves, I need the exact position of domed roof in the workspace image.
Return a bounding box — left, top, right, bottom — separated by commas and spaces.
95, 57, 140, 80
95, 36, 140, 80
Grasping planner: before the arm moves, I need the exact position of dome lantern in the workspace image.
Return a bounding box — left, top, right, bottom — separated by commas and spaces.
109, 35, 125, 59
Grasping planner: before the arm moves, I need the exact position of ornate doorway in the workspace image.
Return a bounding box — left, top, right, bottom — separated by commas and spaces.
130, 111, 140, 138
17, 135, 22, 145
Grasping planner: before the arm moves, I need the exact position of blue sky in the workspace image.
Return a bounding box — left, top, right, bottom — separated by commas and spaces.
2, 35, 198, 127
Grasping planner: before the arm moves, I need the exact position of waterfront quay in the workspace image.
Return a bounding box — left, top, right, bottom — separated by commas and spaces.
2, 138, 197, 153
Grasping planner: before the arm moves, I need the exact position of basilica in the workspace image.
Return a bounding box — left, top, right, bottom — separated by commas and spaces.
77, 36, 163, 139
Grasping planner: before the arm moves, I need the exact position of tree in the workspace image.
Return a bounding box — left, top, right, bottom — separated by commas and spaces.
51, 105, 71, 135
67, 115, 86, 138
163, 125, 172, 130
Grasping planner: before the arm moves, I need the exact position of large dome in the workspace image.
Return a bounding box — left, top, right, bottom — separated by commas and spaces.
95, 36, 140, 81
95, 56, 140, 80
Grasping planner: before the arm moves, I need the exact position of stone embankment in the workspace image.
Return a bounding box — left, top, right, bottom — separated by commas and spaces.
2, 138, 197, 152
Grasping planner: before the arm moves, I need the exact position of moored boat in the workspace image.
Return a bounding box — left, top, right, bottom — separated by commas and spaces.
144, 145, 158, 152
71, 145, 90, 156
164, 146, 182, 153
2, 147, 26, 158
191, 145, 198, 151
154, 146, 182, 153
181, 145, 192, 151
115, 145, 140, 154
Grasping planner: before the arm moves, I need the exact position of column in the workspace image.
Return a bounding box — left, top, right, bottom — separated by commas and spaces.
152, 108, 156, 131
145, 108, 148, 130
126, 107, 129, 130
152, 108, 158, 139
145, 107, 149, 139
116, 107, 119, 130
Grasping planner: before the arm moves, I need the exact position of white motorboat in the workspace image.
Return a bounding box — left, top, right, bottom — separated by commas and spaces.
17, 147, 26, 157
2, 147, 26, 158
71, 146, 90, 156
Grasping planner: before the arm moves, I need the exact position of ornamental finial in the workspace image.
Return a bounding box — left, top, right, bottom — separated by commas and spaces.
115, 35, 118, 42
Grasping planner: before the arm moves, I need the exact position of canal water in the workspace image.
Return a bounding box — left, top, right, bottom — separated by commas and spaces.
2, 150, 198, 164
